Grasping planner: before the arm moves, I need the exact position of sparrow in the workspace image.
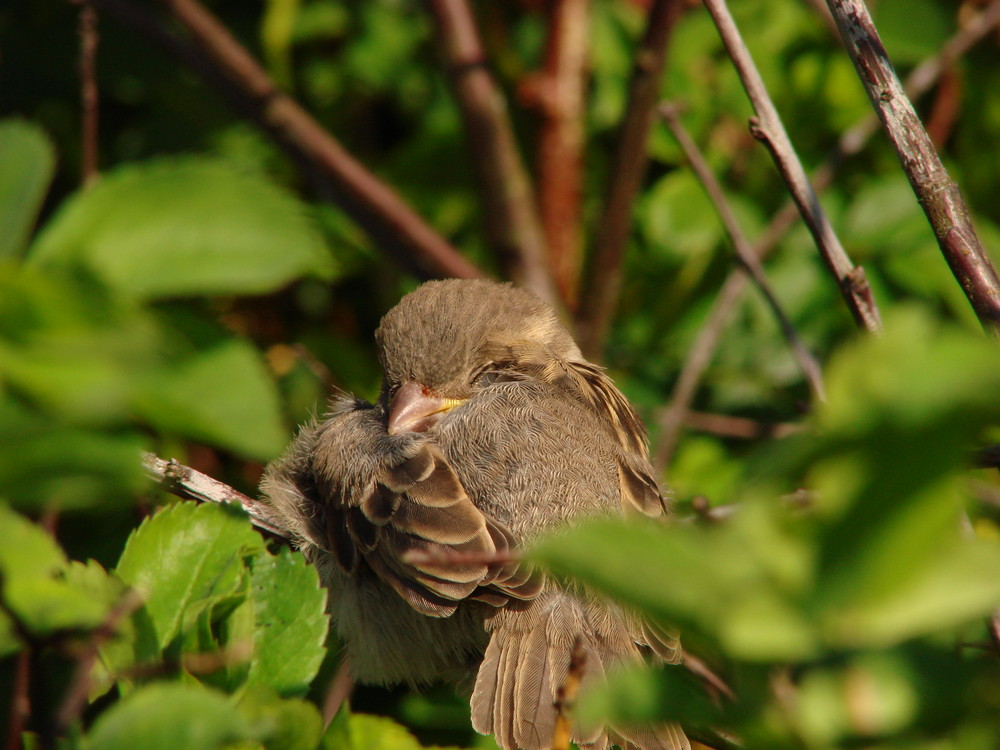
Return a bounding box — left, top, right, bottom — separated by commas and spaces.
260, 279, 689, 750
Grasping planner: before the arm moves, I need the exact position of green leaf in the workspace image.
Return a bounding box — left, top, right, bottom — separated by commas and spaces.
28, 156, 335, 299
86, 683, 254, 750
321, 708, 428, 750
239, 689, 324, 750
245, 547, 329, 696
0, 504, 109, 637
530, 511, 819, 661
115, 502, 265, 654
0, 118, 55, 258
133, 338, 289, 460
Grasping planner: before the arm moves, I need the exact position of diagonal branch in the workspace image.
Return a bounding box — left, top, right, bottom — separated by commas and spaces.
652, 1, 1000, 472
826, 0, 1000, 335
93, 0, 481, 282
703, 0, 882, 333
424, 0, 559, 307
142, 453, 290, 540
77, 0, 100, 187
661, 103, 826, 403
577, 0, 687, 358
536, 0, 591, 308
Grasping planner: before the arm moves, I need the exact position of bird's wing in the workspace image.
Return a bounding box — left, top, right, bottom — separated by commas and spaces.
497, 349, 668, 518
261, 394, 538, 618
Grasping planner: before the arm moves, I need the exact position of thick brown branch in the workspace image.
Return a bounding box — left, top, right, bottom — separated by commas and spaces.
424, 0, 558, 307
704, 0, 882, 333
77, 0, 100, 187
826, 0, 1000, 335
94, 0, 481, 281
661, 103, 826, 402
577, 0, 686, 358
536, 0, 591, 307
142, 453, 290, 540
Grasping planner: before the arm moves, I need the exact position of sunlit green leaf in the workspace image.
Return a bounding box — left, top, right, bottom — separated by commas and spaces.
29, 156, 335, 298
0, 119, 55, 258
245, 547, 329, 696
115, 502, 264, 653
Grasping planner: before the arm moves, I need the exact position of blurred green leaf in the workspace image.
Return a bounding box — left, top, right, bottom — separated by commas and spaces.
0, 504, 109, 638
322, 708, 432, 750
0, 118, 55, 258
28, 156, 335, 298
133, 338, 289, 460
86, 683, 254, 750
240, 689, 325, 750
245, 547, 329, 696
115, 502, 264, 654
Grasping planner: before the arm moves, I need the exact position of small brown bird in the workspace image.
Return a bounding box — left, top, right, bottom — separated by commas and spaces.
261, 279, 689, 750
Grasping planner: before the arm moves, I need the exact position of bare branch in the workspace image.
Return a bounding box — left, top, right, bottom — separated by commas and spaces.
654, 271, 748, 474
77, 0, 100, 187
661, 103, 826, 402
577, 0, 686, 358
93, 0, 482, 282
704, 0, 882, 333
424, 0, 559, 307
683, 410, 801, 440
652, 3, 1000, 473
55, 590, 144, 734
142, 453, 290, 540
536, 0, 591, 307
826, 0, 1000, 335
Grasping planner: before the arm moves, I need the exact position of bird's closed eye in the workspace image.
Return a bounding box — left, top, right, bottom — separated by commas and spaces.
471, 363, 524, 388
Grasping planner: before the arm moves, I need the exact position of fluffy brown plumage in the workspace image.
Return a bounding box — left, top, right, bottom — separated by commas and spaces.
260, 279, 689, 750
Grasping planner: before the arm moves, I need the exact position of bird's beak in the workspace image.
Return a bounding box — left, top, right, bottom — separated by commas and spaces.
387, 381, 465, 435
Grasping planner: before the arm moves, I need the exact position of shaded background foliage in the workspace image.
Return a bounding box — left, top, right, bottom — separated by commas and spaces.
3, 0, 1000, 748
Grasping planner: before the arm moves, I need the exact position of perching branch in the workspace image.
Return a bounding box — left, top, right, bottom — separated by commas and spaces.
825, 0, 1000, 335
424, 0, 559, 307
703, 0, 882, 333
93, 0, 481, 282
535, 0, 591, 308
577, 0, 686, 358
661, 103, 826, 403
142, 453, 290, 540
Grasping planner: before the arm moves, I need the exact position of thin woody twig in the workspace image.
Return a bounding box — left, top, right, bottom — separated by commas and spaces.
77, 0, 100, 187
652, 1, 1000, 472
683, 410, 801, 440
55, 590, 144, 734
536, 0, 591, 308
703, 0, 882, 333
577, 0, 686, 358
424, 0, 559, 308
826, 0, 1000, 335
142, 453, 290, 539
660, 103, 826, 403
93, 0, 481, 282
552, 636, 586, 750
654, 271, 748, 474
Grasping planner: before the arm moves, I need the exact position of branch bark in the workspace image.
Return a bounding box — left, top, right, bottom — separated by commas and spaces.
704, 0, 882, 333
661, 102, 826, 403
577, 0, 686, 358
825, 0, 1000, 335
652, 0, 1000, 472
536, 0, 591, 308
424, 0, 559, 307
93, 0, 481, 282
142, 453, 290, 540
77, 0, 100, 188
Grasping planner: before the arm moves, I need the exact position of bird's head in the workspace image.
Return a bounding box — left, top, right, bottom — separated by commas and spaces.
375, 279, 580, 435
